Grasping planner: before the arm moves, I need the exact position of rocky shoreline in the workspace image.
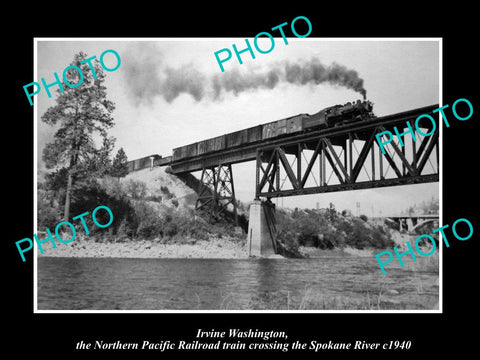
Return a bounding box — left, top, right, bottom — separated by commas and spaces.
37, 236, 250, 259
36, 235, 380, 260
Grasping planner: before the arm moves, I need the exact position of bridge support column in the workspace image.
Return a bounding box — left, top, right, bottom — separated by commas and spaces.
195, 164, 238, 225
247, 200, 277, 257
406, 218, 414, 232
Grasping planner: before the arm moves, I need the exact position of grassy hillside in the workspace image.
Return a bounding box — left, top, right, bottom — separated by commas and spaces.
120, 166, 198, 209
37, 166, 245, 245
38, 165, 399, 258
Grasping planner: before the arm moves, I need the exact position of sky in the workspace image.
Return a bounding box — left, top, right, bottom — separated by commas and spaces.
35, 38, 440, 216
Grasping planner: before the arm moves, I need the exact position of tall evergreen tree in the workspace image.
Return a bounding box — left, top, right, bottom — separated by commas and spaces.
81, 136, 116, 177
110, 147, 129, 179
41, 51, 115, 220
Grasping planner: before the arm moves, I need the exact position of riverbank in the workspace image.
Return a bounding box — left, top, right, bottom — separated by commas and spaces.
35, 237, 393, 259
36, 235, 378, 260
37, 235, 250, 259
36, 232, 438, 273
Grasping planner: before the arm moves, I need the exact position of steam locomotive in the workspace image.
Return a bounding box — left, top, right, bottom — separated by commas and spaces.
172, 100, 374, 162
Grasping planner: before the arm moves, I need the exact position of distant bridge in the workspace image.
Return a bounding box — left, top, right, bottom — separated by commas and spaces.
382, 214, 439, 233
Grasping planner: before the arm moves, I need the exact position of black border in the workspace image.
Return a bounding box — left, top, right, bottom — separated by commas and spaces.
6, 6, 478, 358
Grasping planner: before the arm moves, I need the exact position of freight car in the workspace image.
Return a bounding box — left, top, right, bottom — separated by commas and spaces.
172, 125, 263, 162
172, 100, 374, 162
126, 154, 162, 172
156, 156, 172, 166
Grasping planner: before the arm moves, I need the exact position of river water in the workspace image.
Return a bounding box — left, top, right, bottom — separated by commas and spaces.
37, 257, 439, 310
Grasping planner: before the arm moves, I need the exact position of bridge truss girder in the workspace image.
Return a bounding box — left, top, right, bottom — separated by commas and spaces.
255, 123, 439, 199
195, 164, 238, 225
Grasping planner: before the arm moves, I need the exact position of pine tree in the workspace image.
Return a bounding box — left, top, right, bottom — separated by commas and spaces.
110, 147, 129, 179
41, 51, 115, 220
81, 136, 116, 177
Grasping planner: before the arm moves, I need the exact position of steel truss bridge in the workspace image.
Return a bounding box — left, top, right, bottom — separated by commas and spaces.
168, 104, 440, 223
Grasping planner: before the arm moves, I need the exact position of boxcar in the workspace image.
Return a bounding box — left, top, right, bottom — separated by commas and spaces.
197, 135, 226, 155
226, 129, 249, 148
172, 147, 182, 161
175, 142, 199, 161
286, 114, 305, 134
262, 121, 277, 139
262, 114, 306, 140
156, 156, 172, 166
186, 143, 198, 158
247, 125, 263, 143
126, 154, 162, 172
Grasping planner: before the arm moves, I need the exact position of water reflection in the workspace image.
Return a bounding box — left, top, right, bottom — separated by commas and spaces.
255, 258, 280, 291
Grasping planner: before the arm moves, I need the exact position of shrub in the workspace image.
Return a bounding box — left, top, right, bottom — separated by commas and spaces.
116, 218, 134, 240
296, 216, 319, 246
277, 230, 303, 258
368, 226, 394, 248
171, 198, 179, 208
124, 179, 147, 199
37, 190, 61, 229
163, 220, 178, 238
68, 179, 136, 237
132, 202, 163, 239
275, 207, 393, 251
99, 176, 124, 200
318, 227, 340, 249
165, 210, 212, 240
137, 216, 163, 239
145, 195, 163, 202
160, 185, 174, 199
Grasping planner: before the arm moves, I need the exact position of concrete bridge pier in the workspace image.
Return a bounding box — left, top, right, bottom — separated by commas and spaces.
246, 200, 277, 257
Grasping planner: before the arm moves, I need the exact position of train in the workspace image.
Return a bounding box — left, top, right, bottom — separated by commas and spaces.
126, 154, 171, 172
172, 100, 374, 162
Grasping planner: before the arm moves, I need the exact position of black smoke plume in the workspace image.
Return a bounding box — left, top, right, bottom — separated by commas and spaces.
283, 58, 367, 100
122, 45, 367, 105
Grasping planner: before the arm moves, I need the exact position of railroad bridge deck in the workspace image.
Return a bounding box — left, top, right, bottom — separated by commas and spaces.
169, 104, 439, 199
